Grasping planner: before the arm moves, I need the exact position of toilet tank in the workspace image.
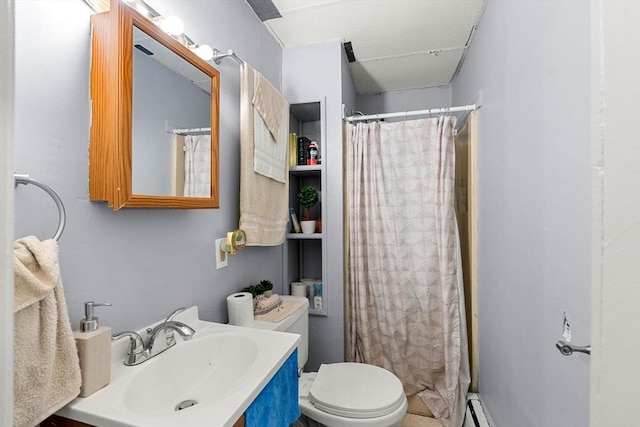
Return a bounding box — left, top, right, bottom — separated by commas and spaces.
251, 296, 309, 370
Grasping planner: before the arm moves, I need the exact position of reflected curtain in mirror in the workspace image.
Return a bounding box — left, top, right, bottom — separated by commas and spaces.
183, 135, 211, 197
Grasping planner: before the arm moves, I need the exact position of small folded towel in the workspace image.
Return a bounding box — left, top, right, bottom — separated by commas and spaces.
13, 236, 81, 427
252, 69, 289, 184
254, 294, 282, 314
254, 299, 307, 323
240, 63, 289, 246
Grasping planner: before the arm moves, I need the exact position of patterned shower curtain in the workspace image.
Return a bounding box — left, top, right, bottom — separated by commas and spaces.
183, 134, 211, 197
347, 116, 470, 427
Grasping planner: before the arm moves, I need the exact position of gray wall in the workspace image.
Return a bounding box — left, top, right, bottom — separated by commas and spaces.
283, 41, 345, 371
452, 1, 592, 426
356, 85, 452, 119
341, 49, 357, 121
14, 0, 284, 332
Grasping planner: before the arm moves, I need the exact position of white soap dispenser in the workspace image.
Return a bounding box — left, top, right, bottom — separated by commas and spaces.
73, 301, 112, 397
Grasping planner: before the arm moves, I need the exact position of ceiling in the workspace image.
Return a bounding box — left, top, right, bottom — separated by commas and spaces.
253, 0, 485, 94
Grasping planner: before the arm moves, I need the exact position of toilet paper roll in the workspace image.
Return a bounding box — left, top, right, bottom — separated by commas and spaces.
227, 292, 254, 326
291, 281, 306, 297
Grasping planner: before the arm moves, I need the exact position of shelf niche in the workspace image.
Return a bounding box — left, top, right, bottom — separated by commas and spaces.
285, 99, 327, 316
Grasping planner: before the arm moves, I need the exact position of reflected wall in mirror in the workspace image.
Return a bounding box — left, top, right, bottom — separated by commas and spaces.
89, 0, 220, 209
132, 26, 212, 197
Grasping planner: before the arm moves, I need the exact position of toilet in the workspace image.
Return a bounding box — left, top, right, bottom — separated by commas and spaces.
250, 296, 407, 427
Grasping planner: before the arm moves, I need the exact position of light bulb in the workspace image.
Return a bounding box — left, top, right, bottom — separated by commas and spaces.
193, 45, 214, 61
160, 15, 184, 36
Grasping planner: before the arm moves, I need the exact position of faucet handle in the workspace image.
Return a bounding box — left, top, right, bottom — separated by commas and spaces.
112, 331, 144, 354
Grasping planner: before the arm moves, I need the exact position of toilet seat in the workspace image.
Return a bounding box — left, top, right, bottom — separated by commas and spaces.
308, 363, 406, 419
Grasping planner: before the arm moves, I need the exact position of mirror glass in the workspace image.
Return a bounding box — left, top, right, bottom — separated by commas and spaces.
131, 25, 212, 197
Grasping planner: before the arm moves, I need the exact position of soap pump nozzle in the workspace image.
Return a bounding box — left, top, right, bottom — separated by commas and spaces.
80, 301, 112, 332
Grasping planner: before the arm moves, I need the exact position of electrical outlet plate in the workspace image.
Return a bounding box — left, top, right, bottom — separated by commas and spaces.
215, 238, 228, 269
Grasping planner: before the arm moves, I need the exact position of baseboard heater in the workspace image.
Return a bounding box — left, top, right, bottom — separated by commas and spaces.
465, 396, 490, 427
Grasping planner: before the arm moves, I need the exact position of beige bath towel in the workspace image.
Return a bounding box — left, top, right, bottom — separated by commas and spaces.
240, 63, 289, 246
13, 236, 81, 427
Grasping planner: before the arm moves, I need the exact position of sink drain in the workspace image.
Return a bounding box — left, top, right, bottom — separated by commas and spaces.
175, 399, 198, 411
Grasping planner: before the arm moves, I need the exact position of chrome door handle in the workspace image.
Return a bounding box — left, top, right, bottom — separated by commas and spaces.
556, 340, 591, 356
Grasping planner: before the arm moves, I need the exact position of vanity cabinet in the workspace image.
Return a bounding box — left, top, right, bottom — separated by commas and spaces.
284, 100, 328, 316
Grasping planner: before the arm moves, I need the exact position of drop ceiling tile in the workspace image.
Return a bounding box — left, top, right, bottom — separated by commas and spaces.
272, 0, 348, 14
264, 0, 485, 93
268, 1, 482, 55
350, 49, 462, 94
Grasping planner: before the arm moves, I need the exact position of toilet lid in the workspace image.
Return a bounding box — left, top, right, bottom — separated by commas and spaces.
309, 363, 405, 419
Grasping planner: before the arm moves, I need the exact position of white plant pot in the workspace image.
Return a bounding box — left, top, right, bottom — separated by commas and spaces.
300, 220, 316, 234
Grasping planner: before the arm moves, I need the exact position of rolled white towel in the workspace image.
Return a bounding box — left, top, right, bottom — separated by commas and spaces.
255, 294, 281, 312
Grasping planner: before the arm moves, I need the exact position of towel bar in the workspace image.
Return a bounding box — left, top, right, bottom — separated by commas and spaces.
212, 48, 243, 65
14, 173, 66, 241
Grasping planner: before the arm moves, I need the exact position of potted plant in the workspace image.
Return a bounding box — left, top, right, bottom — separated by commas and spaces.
242, 279, 274, 298
241, 284, 259, 298
297, 185, 319, 234
259, 279, 274, 297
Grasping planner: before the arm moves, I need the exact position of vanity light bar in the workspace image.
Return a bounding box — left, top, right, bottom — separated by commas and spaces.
122, 0, 214, 61
85, 0, 239, 64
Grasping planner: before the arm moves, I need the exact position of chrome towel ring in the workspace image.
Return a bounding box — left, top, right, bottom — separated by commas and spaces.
14, 173, 66, 241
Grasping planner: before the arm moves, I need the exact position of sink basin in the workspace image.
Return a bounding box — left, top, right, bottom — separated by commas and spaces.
123, 333, 259, 414
57, 307, 300, 427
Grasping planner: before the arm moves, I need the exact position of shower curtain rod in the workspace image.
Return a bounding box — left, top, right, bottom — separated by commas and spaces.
170, 127, 211, 135
344, 104, 478, 122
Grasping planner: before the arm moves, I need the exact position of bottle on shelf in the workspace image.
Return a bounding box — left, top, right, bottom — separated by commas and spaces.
307, 141, 319, 165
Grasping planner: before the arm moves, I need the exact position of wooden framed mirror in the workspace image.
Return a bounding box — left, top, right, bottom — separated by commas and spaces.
89, 0, 220, 209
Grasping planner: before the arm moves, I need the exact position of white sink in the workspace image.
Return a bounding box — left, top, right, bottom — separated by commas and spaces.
57, 306, 300, 427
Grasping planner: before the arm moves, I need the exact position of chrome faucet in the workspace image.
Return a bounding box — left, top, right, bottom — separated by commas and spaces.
164, 307, 187, 322
146, 320, 195, 357
156, 307, 187, 347
112, 320, 195, 366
